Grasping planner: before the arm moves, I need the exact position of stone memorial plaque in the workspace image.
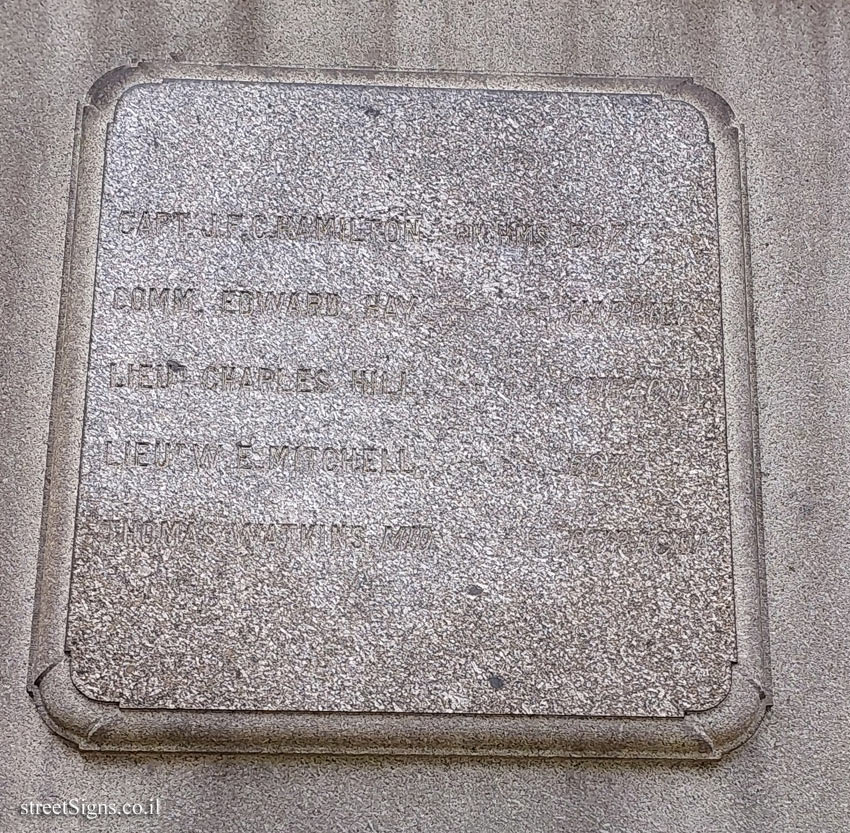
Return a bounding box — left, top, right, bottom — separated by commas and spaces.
30, 65, 769, 757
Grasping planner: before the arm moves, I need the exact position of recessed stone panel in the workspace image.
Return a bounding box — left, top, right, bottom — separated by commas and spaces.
65, 78, 734, 717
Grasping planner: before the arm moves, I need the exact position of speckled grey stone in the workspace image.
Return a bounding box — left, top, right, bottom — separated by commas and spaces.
62, 78, 737, 718
5, 0, 850, 830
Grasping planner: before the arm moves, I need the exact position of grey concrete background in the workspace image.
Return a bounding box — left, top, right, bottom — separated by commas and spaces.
1, 1, 847, 831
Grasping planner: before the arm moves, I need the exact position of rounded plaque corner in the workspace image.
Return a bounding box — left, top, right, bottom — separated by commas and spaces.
663, 80, 738, 138
30, 657, 118, 751
84, 61, 165, 115
685, 664, 770, 758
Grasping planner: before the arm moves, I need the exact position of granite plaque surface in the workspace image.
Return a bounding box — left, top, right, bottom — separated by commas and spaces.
32, 66, 767, 756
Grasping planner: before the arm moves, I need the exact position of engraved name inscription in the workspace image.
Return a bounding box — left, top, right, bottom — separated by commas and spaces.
102, 439, 422, 475
80, 515, 437, 552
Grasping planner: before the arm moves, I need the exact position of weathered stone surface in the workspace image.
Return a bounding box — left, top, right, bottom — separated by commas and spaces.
3, 1, 850, 830
67, 80, 734, 717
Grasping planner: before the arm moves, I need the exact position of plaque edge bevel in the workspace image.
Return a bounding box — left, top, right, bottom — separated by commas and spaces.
29, 61, 770, 759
